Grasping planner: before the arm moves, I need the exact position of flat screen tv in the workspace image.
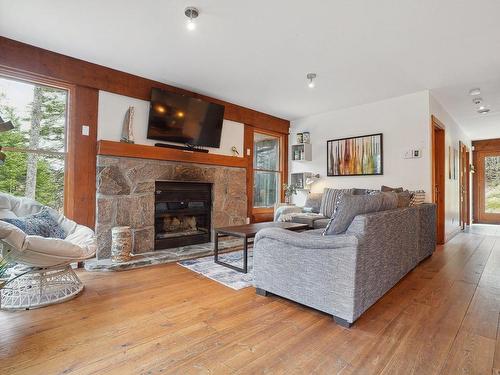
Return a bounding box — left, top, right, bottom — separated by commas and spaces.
147, 88, 225, 148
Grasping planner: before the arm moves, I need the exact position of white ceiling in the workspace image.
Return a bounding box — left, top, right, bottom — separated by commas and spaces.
1, 0, 500, 132
432, 81, 500, 140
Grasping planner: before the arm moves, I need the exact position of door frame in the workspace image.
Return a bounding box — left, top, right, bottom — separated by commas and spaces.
472, 138, 500, 224
431, 115, 446, 244
244, 125, 288, 223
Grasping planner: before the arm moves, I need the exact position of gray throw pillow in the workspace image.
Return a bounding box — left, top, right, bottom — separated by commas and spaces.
323, 193, 384, 235
320, 188, 353, 218
396, 191, 412, 208
304, 192, 323, 214
381, 185, 404, 193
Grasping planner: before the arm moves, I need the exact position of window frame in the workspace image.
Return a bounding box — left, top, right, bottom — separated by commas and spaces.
0, 68, 74, 215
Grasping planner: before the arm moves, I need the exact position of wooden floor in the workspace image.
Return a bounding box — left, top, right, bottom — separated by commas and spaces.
2, 226, 500, 374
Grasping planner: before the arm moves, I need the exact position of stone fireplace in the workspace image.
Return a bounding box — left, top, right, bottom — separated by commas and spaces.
95, 155, 247, 261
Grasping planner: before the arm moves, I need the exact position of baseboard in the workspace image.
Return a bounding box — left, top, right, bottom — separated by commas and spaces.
445, 226, 462, 242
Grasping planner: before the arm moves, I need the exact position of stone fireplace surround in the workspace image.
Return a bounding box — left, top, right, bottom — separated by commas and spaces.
95, 155, 247, 261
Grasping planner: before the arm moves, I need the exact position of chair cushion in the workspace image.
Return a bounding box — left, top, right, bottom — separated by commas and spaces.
320, 188, 353, 218
1, 209, 66, 239
323, 193, 387, 235
304, 192, 323, 214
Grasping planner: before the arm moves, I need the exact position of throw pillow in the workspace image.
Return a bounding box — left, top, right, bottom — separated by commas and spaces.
323, 193, 384, 235
304, 192, 323, 214
352, 188, 369, 195
1, 209, 66, 239
320, 188, 353, 218
409, 190, 426, 206
381, 185, 404, 193
396, 191, 412, 208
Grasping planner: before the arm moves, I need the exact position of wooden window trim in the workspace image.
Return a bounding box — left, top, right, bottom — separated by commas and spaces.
245, 125, 288, 222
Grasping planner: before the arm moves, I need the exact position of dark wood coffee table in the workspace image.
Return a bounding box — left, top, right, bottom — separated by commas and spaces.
214, 222, 309, 273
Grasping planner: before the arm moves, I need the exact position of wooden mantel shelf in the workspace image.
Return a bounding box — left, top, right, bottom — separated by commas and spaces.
97, 140, 248, 169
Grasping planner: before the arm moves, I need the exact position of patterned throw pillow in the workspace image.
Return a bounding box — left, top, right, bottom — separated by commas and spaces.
381, 185, 404, 193
320, 188, 353, 218
1, 209, 66, 239
409, 190, 426, 206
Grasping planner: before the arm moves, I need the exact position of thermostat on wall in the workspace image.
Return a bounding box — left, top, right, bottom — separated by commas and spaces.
404, 149, 422, 159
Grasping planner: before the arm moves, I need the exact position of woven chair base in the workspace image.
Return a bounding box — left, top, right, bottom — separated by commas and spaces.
0, 266, 84, 310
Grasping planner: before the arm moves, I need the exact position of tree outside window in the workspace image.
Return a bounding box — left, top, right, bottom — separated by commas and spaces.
0, 76, 67, 211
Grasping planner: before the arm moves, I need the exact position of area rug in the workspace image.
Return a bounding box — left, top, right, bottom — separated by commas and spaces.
178, 250, 254, 290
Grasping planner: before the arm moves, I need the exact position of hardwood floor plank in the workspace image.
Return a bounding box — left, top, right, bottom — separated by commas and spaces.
1, 227, 499, 374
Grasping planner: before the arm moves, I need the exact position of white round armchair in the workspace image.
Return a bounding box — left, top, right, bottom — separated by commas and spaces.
0, 193, 96, 310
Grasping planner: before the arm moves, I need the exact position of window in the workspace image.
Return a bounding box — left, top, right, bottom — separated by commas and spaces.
253, 132, 280, 208
484, 155, 500, 213
0, 76, 68, 212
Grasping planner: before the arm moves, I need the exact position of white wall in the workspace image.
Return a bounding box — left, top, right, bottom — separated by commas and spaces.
290, 91, 432, 206
429, 94, 471, 239
97, 91, 244, 157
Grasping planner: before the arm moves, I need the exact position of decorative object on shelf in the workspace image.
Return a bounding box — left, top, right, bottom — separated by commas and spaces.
296, 133, 303, 144
0, 115, 14, 166
231, 146, 239, 156
327, 133, 383, 176
303, 132, 310, 144
111, 226, 132, 263
291, 143, 312, 161
283, 183, 298, 204
120, 106, 135, 144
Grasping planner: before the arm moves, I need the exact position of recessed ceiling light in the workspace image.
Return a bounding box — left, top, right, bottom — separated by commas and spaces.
185, 6, 199, 31
469, 88, 481, 96
307, 73, 317, 88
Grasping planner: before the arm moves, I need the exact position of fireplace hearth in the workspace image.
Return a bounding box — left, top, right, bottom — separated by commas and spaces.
155, 181, 212, 249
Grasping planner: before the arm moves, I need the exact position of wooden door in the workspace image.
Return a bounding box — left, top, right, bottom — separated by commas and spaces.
459, 142, 470, 229
432, 117, 446, 244
475, 150, 500, 224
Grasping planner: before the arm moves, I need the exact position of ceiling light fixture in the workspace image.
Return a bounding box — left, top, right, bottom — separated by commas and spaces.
478, 107, 490, 114
185, 6, 199, 31
307, 73, 317, 88
469, 88, 481, 96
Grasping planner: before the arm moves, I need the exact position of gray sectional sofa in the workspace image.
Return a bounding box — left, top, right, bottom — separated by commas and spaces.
254, 203, 436, 327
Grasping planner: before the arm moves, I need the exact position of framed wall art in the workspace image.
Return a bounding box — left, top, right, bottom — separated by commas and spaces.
327, 133, 383, 176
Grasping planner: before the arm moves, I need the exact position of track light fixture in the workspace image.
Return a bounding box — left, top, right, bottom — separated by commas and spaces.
185, 6, 199, 31
307, 73, 317, 88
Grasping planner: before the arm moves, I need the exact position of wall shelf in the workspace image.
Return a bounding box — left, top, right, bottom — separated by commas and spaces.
97, 140, 247, 168
291, 172, 316, 190
291, 143, 312, 161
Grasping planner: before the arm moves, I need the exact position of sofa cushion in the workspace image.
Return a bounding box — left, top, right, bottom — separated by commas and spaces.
320, 188, 353, 218
304, 192, 323, 214
323, 193, 385, 235
313, 218, 330, 229
291, 213, 327, 228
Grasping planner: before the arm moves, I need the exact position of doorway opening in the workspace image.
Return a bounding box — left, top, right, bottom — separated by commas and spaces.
432, 116, 446, 244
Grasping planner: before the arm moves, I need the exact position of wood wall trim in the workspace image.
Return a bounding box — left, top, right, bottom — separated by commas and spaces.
97, 140, 247, 169
66, 86, 98, 228
0, 36, 290, 134
472, 138, 500, 152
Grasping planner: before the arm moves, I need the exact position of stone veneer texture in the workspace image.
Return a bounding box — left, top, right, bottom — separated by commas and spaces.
95, 155, 247, 260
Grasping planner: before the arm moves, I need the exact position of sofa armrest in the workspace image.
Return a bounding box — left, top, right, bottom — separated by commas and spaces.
255, 228, 358, 249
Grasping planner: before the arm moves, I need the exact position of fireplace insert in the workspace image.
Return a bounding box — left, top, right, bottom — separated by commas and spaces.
154, 181, 212, 249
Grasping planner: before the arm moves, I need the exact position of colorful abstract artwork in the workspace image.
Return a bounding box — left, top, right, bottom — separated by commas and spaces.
327, 133, 383, 176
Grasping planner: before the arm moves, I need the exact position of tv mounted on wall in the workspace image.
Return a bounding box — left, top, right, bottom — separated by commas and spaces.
147, 88, 225, 148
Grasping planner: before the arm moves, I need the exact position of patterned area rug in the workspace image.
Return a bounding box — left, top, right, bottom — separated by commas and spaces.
178, 250, 254, 290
